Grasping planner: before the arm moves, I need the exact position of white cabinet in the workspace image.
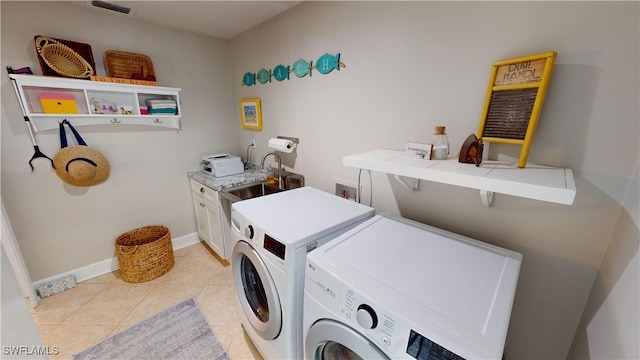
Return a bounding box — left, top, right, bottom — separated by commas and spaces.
190, 178, 226, 258
9, 74, 181, 131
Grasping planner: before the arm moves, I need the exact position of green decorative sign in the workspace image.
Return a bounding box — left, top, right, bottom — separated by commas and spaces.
257, 69, 271, 84
242, 72, 255, 86
273, 65, 290, 81
241, 53, 344, 86
293, 59, 312, 78
316, 53, 341, 74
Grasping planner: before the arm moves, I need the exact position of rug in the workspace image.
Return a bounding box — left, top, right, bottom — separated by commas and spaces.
73, 298, 229, 360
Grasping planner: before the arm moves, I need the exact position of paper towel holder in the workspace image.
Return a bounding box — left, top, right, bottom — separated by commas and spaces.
276, 136, 299, 145
268, 136, 299, 153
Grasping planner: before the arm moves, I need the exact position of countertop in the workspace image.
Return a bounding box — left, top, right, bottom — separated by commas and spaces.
188, 165, 269, 192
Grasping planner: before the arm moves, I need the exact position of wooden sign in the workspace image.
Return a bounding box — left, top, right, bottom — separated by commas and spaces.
477, 52, 557, 168
494, 58, 547, 86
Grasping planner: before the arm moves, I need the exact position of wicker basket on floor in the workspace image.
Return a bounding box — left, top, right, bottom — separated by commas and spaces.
115, 225, 174, 283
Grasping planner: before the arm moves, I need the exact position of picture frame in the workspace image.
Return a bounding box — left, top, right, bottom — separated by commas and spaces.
90, 98, 118, 114
239, 98, 262, 130
405, 141, 433, 160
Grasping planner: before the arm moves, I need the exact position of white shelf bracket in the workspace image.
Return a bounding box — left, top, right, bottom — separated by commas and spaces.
394, 175, 420, 191
480, 189, 494, 207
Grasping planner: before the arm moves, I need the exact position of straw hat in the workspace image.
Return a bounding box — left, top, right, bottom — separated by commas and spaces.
54, 145, 110, 186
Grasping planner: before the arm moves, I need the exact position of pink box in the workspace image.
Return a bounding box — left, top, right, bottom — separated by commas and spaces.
39, 93, 76, 100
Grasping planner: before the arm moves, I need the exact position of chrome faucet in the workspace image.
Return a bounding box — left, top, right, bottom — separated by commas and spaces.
260, 151, 283, 189
245, 143, 255, 168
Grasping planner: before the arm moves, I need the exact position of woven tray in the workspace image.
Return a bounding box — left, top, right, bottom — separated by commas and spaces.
105, 50, 156, 81
115, 225, 174, 283
35, 35, 95, 79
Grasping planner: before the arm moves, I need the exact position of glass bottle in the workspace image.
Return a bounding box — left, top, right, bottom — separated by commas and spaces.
431, 126, 449, 160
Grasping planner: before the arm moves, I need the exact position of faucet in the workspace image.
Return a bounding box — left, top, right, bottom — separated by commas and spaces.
260, 151, 283, 189
245, 143, 255, 168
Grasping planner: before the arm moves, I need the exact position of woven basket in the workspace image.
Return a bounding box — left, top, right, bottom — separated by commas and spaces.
115, 225, 174, 283
104, 50, 156, 81
35, 36, 94, 79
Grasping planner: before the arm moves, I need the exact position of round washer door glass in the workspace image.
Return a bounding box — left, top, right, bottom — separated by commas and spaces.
321, 341, 363, 360
232, 240, 282, 340
240, 255, 269, 322
306, 319, 389, 359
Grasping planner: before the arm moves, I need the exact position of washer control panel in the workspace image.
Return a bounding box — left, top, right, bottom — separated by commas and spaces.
340, 287, 397, 351
356, 304, 378, 329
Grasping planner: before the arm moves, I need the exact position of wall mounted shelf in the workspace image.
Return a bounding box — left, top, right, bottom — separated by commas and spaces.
9, 74, 181, 131
343, 149, 576, 207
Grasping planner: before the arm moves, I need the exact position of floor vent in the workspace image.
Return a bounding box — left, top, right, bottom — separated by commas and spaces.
88, 1, 135, 15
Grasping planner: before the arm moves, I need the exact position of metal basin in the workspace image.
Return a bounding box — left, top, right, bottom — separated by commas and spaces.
220, 182, 284, 203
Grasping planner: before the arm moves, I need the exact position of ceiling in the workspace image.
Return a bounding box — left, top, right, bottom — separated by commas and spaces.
67, 1, 302, 39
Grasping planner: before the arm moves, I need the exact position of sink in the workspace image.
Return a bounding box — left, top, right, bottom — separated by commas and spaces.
220, 182, 285, 203
281, 170, 305, 190
220, 170, 305, 204
218, 175, 304, 259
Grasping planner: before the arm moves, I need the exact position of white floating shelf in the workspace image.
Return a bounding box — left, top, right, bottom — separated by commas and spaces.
343, 149, 576, 207
9, 74, 181, 131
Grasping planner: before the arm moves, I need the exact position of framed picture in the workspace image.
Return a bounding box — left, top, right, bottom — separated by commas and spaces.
239, 98, 262, 130
90, 98, 118, 114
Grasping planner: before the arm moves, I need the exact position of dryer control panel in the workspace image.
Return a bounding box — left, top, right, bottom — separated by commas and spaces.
341, 287, 398, 350
341, 286, 466, 360
306, 259, 399, 353
306, 256, 468, 360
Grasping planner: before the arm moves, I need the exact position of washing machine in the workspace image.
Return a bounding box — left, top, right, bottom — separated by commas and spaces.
303, 214, 523, 360
230, 186, 374, 360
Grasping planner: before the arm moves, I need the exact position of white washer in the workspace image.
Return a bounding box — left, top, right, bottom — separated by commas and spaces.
303, 215, 523, 360
230, 186, 374, 360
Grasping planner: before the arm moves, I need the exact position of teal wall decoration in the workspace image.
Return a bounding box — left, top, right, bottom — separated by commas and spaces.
293, 59, 312, 78
257, 69, 271, 84
242, 72, 255, 86
273, 65, 290, 81
241, 53, 344, 86
316, 53, 342, 74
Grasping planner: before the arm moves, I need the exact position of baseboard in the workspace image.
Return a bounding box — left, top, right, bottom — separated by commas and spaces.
32, 232, 200, 293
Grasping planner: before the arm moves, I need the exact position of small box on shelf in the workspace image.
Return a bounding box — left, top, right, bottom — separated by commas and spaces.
39, 93, 78, 114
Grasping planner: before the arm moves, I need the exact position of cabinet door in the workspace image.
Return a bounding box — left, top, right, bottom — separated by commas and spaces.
192, 194, 225, 258
204, 200, 225, 258
192, 194, 211, 243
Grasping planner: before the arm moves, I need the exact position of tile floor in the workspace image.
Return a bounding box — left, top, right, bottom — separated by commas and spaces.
29, 242, 263, 360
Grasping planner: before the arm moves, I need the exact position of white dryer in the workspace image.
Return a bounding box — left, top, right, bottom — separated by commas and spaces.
230, 186, 374, 360
303, 215, 523, 360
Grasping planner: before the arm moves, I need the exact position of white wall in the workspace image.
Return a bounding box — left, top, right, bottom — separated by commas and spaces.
229, 2, 639, 359
569, 158, 639, 359
1, 247, 46, 359
1, 1, 637, 359
1, 1, 236, 280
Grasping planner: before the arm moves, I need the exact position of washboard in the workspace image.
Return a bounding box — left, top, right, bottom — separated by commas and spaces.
477, 52, 557, 168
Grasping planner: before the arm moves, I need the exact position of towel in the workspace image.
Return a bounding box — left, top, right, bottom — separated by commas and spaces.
149, 108, 177, 115
147, 99, 176, 108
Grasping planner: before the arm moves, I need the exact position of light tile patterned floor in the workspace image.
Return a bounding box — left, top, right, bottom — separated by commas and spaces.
29, 242, 263, 360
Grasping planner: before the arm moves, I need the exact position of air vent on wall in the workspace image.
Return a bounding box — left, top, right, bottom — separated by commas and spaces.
88, 1, 135, 15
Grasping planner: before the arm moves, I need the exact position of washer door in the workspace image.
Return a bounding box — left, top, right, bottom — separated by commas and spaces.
306, 319, 390, 359
232, 240, 282, 340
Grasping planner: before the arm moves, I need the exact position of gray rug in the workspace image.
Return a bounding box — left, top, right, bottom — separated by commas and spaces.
73, 298, 229, 360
